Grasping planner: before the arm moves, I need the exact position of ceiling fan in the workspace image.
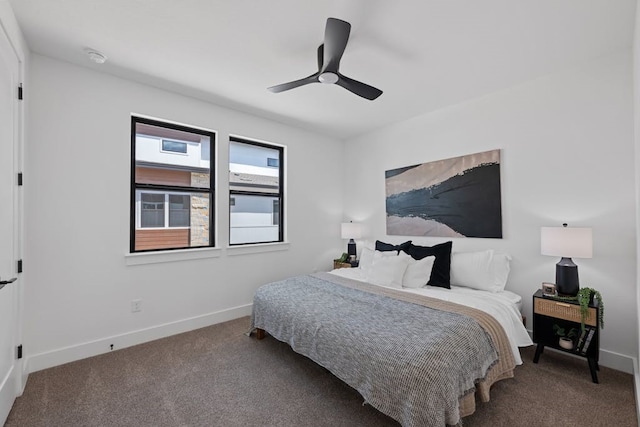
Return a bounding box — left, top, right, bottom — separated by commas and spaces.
268, 17, 383, 101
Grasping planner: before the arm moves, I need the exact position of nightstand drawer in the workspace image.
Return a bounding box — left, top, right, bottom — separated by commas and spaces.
534, 298, 597, 326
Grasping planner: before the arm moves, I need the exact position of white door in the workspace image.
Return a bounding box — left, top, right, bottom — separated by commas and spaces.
0, 22, 20, 425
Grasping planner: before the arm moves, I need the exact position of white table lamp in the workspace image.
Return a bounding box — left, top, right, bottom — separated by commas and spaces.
341, 222, 362, 259
541, 223, 592, 296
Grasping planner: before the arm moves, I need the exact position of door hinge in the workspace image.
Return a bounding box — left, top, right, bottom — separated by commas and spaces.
17, 345, 22, 359
18, 84, 23, 100
17, 172, 23, 186
17, 259, 22, 274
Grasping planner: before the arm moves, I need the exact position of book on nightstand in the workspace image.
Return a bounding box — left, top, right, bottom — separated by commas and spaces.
580, 327, 596, 355
575, 328, 588, 352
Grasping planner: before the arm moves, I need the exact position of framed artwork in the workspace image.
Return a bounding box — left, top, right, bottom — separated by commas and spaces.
385, 149, 502, 238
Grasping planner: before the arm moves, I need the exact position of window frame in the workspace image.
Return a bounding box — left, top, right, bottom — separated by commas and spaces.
229, 136, 284, 246
130, 116, 216, 253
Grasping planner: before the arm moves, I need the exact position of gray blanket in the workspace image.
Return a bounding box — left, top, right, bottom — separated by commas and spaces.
250, 272, 500, 427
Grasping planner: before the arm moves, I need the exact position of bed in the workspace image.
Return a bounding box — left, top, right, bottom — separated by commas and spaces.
249, 242, 533, 427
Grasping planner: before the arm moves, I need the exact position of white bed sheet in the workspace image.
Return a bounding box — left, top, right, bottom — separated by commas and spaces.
329, 268, 533, 365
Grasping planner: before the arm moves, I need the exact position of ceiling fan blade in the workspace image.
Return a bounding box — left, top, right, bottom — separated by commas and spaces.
323, 18, 351, 72
267, 74, 319, 93
317, 44, 324, 71
336, 74, 383, 100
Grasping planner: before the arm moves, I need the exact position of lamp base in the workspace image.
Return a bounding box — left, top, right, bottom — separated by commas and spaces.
555, 257, 579, 296
347, 239, 356, 258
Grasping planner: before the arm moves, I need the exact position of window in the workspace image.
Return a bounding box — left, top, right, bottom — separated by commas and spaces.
131, 117, 215, 252
138, 192, 191, 229
272, 200, 280, 226
229, 137, 284, 245
169, 194, 190, 227
162, 139, 188, 154
141, 193, 165, 227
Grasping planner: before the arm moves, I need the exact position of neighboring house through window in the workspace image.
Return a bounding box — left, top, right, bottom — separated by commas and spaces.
229, 137, 284, 245
131, 117, 215, 252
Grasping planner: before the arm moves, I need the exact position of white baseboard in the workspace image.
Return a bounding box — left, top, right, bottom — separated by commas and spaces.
597, 349, 634, 374
25, 313, 636, 376
25, 304, 253, 374
526, 328, 633, 374
634, 357, 640, 424
531, 346, 634, 373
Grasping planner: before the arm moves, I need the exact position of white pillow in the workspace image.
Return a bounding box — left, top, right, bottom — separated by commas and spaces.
366, 252, 411, 289
490, 251, 512, 291
402, 255, 436, 288
359, 247, 396, 274
358, 247, 375, 272
450, 250, 511, 292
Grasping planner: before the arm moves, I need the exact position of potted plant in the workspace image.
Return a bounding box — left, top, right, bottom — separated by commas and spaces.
553, 324, 579, 350
555, 287, 605, 333
333, 252, 350, 269
576, 287, 605, 332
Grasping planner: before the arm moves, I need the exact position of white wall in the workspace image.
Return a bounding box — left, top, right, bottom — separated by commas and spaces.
24, 54, 344, 371
344, 51, 637, 372
633, 0, 640, 411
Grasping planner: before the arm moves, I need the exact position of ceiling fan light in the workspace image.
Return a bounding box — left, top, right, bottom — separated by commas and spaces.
318, 72, 339, 84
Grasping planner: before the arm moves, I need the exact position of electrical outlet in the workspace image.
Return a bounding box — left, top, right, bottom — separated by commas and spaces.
131, 299, 142, 313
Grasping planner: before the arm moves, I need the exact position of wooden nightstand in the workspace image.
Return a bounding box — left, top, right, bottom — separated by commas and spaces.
532, 289, 600, 383
332, 260, 359, 269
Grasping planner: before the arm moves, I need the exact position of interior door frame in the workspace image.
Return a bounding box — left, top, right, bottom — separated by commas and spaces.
0, 8, 26, 404
13, 35, 25, 399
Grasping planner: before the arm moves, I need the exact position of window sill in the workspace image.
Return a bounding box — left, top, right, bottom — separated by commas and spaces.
125, 247, 222, 266
226, 242, 290, 256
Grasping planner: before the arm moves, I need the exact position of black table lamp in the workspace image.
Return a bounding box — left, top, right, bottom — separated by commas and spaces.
341, 222, 362, 260
541, 223, 593, 296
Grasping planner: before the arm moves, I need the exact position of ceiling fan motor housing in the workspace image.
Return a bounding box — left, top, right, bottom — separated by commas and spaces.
318, 72, 339, 84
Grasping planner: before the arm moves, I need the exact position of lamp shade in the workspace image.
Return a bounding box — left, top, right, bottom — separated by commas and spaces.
541, 226, 593, 259
341, 222, 362, 239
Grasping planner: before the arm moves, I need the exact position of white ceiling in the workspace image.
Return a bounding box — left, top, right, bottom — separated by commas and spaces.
8, 0, 637, 139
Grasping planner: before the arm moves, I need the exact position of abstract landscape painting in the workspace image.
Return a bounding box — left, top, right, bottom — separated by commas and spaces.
385, 149, 502, 238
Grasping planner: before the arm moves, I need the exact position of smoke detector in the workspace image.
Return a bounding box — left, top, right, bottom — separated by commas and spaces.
84, 48, 107, 64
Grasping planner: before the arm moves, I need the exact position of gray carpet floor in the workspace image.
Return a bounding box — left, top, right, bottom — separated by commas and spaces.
6, 317, 637, 426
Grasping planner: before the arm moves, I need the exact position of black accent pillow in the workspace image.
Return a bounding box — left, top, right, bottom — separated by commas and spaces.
402, 241, 453, 289
375, 240, 412, 253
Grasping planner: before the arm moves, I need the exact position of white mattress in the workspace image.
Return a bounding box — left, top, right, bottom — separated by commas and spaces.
329, 268, 533, 365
